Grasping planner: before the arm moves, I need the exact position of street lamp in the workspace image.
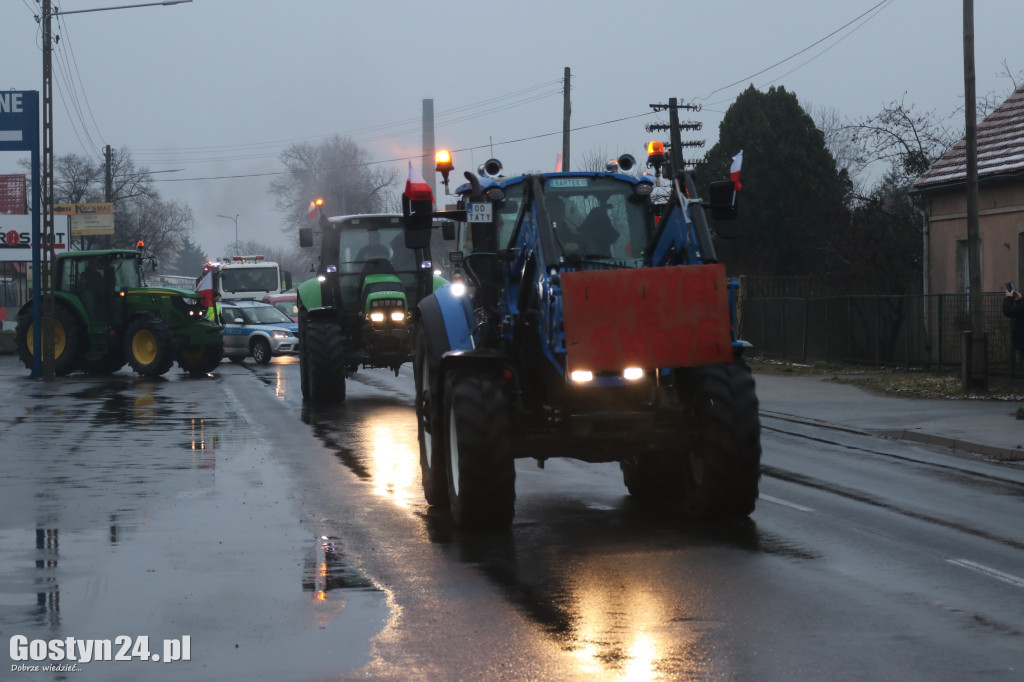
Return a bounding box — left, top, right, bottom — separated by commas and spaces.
217, 214, 239, 246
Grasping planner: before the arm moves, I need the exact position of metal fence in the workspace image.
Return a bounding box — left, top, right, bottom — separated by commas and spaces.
738, 292, 1019, 376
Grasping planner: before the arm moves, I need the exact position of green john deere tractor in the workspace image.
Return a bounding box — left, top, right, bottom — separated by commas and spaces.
296, 212, 447, 403
15, 249, 224, 377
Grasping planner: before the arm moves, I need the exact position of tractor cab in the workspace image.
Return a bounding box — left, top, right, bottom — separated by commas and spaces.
57, 250, 142, 325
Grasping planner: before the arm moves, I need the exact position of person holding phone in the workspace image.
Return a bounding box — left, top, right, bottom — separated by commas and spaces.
1004, 281, 1024, 365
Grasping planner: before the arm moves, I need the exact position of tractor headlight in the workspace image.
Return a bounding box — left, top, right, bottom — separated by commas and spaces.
182, 297, 199, 306
369, 312, 386, 323
570, 370, 594, 383
623, 367, 644, 381
390, 311, 406, 322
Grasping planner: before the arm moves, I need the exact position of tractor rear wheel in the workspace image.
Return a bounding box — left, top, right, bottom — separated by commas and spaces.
678, 361, 761, 520
15, 304, 86, 376
124, 317, 176, 377
414, 327, 447, 506
443, 370, 515, 529
304, 317, 346, 403
620, 452, 685, 501
176, 343, 224, 376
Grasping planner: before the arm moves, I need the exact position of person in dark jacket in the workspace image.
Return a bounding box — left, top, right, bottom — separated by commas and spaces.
1004, 283, 1024, 364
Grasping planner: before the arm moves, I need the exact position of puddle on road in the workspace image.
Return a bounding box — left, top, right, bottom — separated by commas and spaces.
1, 369, 390, 679
302, 400, 421, 510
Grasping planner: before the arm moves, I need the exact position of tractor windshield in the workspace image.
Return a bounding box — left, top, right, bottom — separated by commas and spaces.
543, 176, 649, 266
334, 216, 419, 311
60, 252, 141, 294
337, 221, 415, 273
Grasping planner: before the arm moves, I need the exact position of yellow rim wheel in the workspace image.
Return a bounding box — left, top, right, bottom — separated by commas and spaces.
131, 329, 158, 365
24, 320, 67, 358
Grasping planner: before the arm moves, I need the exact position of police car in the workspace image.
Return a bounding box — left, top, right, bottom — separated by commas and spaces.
219, 300, 299, 365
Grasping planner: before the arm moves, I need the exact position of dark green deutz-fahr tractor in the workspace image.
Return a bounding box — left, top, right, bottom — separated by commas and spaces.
296, 208, 448, 404
15, 249, 224, 377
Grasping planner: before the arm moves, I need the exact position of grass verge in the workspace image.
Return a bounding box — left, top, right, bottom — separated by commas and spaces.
747, 356, 1024, 403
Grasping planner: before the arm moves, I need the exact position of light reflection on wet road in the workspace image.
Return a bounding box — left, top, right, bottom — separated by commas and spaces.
0, 357, 389, 681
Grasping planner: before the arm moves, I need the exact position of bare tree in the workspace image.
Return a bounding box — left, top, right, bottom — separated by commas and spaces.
973, 59, 1022, 118
812, 104, 866, 189
574, 148, 610, 172
849, 96, 958, 187
23, 146, 194, 261
270, 135, 397, 234
117, 196, 195, 266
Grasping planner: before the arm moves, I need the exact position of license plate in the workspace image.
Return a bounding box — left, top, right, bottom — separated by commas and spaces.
467, 202, 493, 223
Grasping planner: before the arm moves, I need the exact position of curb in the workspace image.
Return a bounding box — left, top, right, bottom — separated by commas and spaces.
875, 429, 1024, 463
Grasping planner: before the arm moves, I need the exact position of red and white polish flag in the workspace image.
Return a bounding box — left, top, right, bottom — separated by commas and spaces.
730, 150, 743, 191
404, 160, 434, 203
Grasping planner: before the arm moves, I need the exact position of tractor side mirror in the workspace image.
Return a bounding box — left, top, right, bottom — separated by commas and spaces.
707, 179, 739, 239
403, 196, 434, 249
299, 227, 313, 248
441, 221, 456, 241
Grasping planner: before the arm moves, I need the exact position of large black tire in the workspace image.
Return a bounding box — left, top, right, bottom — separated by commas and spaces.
304, 317, 346, 403
251, 337, 272, 365
414, 326, 447, 506
124, 317, 176, 377
678, 361, 761, 520
82, 349, 126, 375
299, 311, 311, 399
620, 452, 685, 501
15, 305, 87, 376
443, 370, 515, 529
176, 343, 224, 376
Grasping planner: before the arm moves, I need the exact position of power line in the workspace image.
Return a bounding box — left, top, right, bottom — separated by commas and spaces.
152, 110, 655, 183
133, 79, 563, 160
695, 0, 894, 102
55, 14, 106, 146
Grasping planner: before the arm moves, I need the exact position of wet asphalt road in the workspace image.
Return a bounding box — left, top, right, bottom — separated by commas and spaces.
1, 354, 1023, 681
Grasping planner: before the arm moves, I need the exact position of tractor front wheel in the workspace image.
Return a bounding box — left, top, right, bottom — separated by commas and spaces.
414, 327, 447, 506
177, 343, 224, 376
303, 317, 346, 403
678, 361, 761, 520
443, 370, 515, 529
125, 318, 176, 377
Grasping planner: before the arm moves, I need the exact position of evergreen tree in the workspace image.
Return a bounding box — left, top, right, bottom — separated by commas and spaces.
701, 85, 851, 277
166, 236, 207, 276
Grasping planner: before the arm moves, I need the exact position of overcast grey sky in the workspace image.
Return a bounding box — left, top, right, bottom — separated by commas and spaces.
3, 0, 1022, 259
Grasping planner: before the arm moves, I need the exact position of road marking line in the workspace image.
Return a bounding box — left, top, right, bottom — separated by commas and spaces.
759, 494, 814, 513
947, 559, 1024, 589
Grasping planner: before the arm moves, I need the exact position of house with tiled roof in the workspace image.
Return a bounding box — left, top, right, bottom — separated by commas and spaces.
912, 83, 1024, 295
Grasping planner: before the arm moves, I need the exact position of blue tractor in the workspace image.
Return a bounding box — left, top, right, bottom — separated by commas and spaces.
404, 155, 760, 529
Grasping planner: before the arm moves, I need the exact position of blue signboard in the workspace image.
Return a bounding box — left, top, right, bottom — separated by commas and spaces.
0, 91, 38, 152
1, 90, 41, 377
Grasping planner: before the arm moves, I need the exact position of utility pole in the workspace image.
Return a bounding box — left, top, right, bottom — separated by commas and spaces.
562, 67, 571, 172
647, 98, 703, 176
40, 0, 56, 380
422, 99, 436, 200
962, 0, 986, 388
104, 144, 113, 249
